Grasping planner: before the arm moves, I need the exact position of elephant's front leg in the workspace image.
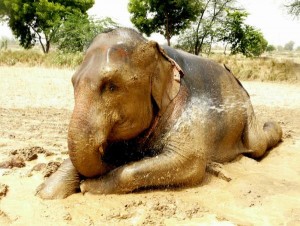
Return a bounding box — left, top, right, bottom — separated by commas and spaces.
36, 158, 80, 199
80, 150, 206, 194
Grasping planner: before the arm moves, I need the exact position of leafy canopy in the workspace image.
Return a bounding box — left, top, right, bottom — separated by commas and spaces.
176, 0, 238, 55
0, 0, 94, 53
222, 10, 268, 57
177, 6, 268, 57
53, 15, 118, 53
286, 0, 300, 18
128, 0, 201, 46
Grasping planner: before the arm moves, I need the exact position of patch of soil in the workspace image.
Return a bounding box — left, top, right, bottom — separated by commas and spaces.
0, 156, 25, 169
0, 210, 12, 225
0, 183, 9, 199
42, 161, 61, 178
0, 68, 299, 225
10, 146, 54, 161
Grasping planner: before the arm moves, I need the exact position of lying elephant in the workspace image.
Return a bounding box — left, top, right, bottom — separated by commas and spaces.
37, 28, 282, 199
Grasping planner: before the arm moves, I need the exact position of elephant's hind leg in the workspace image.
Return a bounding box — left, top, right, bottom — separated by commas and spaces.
243, 109, 282, 159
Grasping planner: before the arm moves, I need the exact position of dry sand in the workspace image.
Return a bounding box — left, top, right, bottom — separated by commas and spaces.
0, 66, 300, 225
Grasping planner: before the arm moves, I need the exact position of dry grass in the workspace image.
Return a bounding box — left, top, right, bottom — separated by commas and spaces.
210, 53, 300, 82
0, 49, 299, 82
0, 49, 83, 68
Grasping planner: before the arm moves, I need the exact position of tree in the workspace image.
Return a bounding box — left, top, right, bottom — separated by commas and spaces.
177, 0, 238, 55
284, 41, 295, 51
220, 10, 247, 54
286, 0, 300, 17
53, 15, 117, 53
128, 0, 201, 46
241, 26, 268, 57
0, 0, 94, 53
266, 45, 276, 52
222, 11, 268, 57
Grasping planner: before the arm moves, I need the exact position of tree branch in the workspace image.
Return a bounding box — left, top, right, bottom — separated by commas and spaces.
26, 22, 46, 53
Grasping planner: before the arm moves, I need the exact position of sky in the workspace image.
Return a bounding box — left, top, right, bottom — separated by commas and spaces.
0, 0, 300, 47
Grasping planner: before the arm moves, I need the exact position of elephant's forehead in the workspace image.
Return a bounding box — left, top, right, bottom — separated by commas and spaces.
87, 42, 136, 67
76, 51, 133, 82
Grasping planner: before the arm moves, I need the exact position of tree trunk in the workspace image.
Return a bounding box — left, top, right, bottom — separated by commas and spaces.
38, 35, 46, 54
45, 40, 50, 53
165, 14, 171, 46
224, 43, 228, 55
38, 33, 50, 54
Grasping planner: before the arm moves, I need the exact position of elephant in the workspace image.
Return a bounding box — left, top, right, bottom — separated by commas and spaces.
36, 28, 282, 199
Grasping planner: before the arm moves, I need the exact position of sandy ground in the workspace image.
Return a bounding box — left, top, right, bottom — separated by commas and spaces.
0, 66, 300, 226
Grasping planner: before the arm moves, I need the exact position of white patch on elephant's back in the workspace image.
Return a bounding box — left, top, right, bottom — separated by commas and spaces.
172, 97, 209, 133
170, 96, 249, 135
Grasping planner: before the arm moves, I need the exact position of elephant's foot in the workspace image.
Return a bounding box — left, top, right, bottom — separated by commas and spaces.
36, 158, 80, 199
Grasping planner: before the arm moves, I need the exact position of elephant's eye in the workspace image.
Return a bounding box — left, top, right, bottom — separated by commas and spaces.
100, 81, 118, 94
108, 83, 117, 92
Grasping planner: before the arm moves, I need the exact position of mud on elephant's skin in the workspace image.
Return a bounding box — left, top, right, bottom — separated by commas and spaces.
36, 28, 282, 199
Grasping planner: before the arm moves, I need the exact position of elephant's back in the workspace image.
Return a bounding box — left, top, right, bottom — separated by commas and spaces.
162, 46, 251, 162
161, 45, 247, 99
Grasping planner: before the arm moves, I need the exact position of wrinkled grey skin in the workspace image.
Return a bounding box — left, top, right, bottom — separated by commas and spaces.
36, 28, 282, 199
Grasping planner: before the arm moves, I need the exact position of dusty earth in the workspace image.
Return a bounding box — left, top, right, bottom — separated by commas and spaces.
0, 66, 300, 226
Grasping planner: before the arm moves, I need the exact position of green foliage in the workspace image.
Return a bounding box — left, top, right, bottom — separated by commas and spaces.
53, 15, 117, 53
221, 11, 268, 57
0, 39, 8, 50
286, 0, 300, 17
128, 0, 201, 45
0, 0, 94, 53
175, 28, 199, 53
266, 45, 276, 52
176, 0, 238, 55
221, 11, 247, 53
177, 4, 268, 57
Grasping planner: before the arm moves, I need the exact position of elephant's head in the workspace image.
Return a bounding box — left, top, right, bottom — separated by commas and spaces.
68, 28, 183, 177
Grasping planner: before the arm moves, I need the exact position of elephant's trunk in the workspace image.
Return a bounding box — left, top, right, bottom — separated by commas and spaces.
68, 110, 112, 178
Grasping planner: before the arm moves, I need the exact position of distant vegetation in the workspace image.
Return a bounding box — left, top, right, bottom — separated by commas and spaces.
0, 0, 95, 53
0, 0, 299, 82
129, 0, 268, 57
128, 0, 201, 46
0, 47, 298, 82
53, 16, 117, 53
0, 49, 83, 68
211, 53, 299, 82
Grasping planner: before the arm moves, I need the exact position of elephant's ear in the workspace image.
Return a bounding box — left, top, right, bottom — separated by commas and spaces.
150, 42, 184, 114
